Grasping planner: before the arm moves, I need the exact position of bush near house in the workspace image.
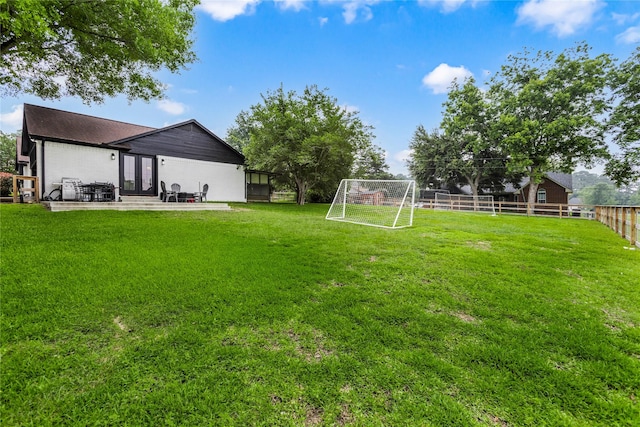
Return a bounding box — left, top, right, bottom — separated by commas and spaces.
0, 172, 13, 196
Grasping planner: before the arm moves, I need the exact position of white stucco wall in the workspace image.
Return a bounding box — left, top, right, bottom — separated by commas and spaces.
159, 156, 246, 202
31, 141, 246, 202
42, 141, 119, 196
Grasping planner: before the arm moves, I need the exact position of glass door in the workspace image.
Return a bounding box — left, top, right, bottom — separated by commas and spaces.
120, 154, 156, 195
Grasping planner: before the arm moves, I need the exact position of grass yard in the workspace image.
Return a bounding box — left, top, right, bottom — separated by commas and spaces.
1, 203, 639, 426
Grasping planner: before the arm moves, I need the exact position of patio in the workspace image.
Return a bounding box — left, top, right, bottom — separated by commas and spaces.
42, 196, 232, 212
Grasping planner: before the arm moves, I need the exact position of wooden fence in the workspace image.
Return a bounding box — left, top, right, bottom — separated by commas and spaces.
419, 200, 595, 219
595, 206, 639, 248
271, 191, 296, 203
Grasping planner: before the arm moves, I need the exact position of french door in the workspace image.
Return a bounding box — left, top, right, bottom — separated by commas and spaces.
120, 154, 156, 196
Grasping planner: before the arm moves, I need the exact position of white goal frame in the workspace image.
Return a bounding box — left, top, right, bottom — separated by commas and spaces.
326, 179, 416, 229
434, 193, 496, 215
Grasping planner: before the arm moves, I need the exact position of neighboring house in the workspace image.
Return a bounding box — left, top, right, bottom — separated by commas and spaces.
19, 104, 247, 202
449, 172, 573, 204
348, 189, 385, 205
495, 172, 573, 204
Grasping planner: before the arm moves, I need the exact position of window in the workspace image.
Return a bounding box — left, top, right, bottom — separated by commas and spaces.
537, 188, 547, 204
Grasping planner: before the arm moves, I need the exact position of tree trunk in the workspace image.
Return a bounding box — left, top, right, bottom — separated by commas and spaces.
295, 178, 307, 205
527, 179, 539, 216
467, 176, 480, 211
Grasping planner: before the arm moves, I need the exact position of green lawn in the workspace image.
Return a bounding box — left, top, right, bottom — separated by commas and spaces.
1, 203, 639, 426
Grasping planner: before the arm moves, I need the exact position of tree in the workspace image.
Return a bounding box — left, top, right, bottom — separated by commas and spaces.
407, 126, 450, 190
352, 144, 394, 180
489, 43, 612, 214
409, 79, 522, 198
1, 0, 197, 104
580, 183, 618, 206
226, 110, 252, 154
0, 131, 18, 173
605, 47, 640, 186
440, 77, 518, 197
572, 170, 639, 205
572, 170, 607, 192
240, 85, 375, 205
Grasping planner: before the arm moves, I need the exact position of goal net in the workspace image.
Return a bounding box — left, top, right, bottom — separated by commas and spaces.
434, 193, 496, 215
326, 179, 416, 228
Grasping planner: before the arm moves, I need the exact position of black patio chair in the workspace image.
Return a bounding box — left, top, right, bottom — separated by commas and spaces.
161, 181, 177, 202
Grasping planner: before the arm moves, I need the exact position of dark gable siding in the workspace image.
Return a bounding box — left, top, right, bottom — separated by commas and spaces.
522, 180, 568, 204
125, 123, 243, 165
539, 180, 568, 204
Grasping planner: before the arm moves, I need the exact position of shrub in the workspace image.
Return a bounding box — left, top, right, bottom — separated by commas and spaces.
0, 172, 13, 197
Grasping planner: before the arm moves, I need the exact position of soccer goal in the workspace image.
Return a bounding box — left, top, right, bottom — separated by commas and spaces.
326, 179, 416, 228
434, 193, 496, 215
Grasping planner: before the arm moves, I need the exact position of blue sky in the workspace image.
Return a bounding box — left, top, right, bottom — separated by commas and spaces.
1, 0, 639, 175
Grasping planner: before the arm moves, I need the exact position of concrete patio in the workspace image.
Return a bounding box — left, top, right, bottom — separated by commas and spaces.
42, 196, 232, 212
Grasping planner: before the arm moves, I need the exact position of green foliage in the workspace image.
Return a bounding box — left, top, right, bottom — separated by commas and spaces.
352, 143, 394, 180
573, 171, 640, 206
238, 85, 378, 205
0, 131, 18, 173
489, 43, 613, 209
1, 204, 639, 425
225, 110, 252, 154
605, 47, 640, 186
407, 126, 450, 189
440, 78, 520, 195
580, 183, 619, 205
572, 170, 609, 192
0, 0, 198, 103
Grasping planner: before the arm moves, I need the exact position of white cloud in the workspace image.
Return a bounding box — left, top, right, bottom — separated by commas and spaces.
516, 0, 604, 37
616, 26, 640, 44
322, 0, 379, 24
0, 104, 23, 132
342, 2, 372, 24
157, 100, 187, 115
386, 149, 413, 176
612, 12, 640, 26
319, 16, 329, 26
394, 149, 412, 163
274, 0, 306, 11
418, 0, 468, 14
422, 63, 473, 94
198, 0, 261, 22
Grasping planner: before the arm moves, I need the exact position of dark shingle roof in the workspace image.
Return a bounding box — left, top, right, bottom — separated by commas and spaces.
23, 104, 155, 145
459, 172, 573, 195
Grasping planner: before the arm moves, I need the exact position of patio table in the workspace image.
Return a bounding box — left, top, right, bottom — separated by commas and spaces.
79, 183, 115, 202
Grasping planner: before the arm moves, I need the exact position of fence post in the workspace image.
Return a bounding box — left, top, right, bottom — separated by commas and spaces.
609, 207, 614, 229
631, 207, 637, 246
617, 207, 622, 239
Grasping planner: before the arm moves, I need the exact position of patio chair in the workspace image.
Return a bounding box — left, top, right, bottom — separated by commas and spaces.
161, 181, 177, 202
194, 184, 208, 203
171, 183, 182, 202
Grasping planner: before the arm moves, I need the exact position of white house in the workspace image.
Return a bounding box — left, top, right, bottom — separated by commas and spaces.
18, 104, 247, 202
